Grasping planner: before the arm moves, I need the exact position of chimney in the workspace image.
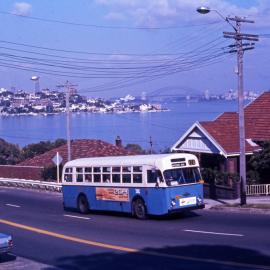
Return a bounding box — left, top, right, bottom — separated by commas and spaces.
115, 136, 122, 147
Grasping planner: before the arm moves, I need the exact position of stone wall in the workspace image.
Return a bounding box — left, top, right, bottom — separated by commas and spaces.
204, 181, 240, 200
0, 165, 43, 180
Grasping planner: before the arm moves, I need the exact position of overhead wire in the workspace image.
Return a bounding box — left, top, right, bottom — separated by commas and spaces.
0, 36, 230, 80
0, 10, 220, 30
0, 7, 252, 94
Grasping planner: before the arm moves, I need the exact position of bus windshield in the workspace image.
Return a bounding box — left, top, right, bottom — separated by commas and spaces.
163, 167, 201, 185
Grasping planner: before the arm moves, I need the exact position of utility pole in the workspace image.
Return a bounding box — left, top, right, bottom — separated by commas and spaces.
223, 17, 259, 205
57, 81, 78, 161
149, 136, 153, 154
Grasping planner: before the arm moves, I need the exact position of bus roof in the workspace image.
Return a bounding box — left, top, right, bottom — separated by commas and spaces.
64, 153, 198, 168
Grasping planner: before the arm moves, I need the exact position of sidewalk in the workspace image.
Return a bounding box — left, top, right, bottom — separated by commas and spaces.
204, 196, 270, 213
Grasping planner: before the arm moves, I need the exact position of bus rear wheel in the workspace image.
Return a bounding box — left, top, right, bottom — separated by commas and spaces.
132, 198, 147, 219
77, 194, 89, 214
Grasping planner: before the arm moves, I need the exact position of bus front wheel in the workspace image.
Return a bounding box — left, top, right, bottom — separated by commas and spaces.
77, 194, 89, 214
132, 198, 147, 219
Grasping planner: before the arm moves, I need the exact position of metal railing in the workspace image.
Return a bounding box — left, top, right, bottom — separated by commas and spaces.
247, 184, 270, 196
0, 178, 269, 197
0, 178, 62, 192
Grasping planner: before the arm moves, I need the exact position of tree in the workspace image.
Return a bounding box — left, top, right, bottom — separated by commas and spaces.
125, 144, 145, 154
0, 139, 22, 164
22, 139, 66, 160
247, 141, 270, 184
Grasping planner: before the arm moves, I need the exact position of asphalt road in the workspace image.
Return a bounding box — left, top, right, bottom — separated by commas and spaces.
0, 187, 270, 270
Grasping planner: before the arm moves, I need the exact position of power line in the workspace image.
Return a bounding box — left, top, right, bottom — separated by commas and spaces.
0, 36, 228, 78
0, 10, 220, 30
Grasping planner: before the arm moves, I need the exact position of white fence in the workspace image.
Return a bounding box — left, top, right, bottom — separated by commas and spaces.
247, 184, 270, 196
0, 178, 62, 192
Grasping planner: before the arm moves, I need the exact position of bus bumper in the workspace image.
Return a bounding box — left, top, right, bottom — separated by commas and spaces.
168, 203, 205, 214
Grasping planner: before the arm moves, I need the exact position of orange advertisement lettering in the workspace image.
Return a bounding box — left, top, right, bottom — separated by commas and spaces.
96, 187, 129, 202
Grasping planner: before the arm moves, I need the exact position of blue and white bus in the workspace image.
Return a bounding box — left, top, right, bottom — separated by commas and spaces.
62, 153, 205, 219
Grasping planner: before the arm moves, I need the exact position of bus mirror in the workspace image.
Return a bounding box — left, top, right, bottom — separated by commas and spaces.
155, 176, 162, 188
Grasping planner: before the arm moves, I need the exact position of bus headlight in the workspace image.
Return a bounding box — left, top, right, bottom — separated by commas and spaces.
197, 196, 203, 205
170, 199, 176, 208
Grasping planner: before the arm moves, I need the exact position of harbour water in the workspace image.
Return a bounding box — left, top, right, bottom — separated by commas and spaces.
0, 100, 238, 151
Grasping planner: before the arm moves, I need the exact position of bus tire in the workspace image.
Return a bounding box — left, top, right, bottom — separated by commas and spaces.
132, 198, 147, 219
77, 194, 89, 214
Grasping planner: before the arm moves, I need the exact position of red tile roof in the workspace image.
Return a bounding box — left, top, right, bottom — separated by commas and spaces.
200, 92, 270, 155
19, 139, 135, 167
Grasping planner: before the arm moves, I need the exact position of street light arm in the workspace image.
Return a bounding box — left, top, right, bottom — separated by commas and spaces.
197, 6, 237, 32
211, 9, 238, 32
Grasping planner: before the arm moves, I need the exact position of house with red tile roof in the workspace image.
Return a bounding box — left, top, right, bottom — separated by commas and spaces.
0, 139, 135, 181
171, 91, 270, 174
19, 139, 134, 167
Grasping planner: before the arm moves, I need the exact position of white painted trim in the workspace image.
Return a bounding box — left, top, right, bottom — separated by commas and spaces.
171, 122, 228, 157
226, 152, 255, 157
197, 123, 228, 156
170, 122, 200, 151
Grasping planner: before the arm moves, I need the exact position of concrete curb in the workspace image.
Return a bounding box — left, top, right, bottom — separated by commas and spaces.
207, 205, 270, 214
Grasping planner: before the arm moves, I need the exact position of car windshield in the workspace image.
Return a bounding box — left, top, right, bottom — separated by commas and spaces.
163, 167, 201, 185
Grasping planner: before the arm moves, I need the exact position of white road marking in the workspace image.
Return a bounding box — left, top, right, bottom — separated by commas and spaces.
64, 214, 90, 220
5, 203, 21, 208
184, 229, 244, 237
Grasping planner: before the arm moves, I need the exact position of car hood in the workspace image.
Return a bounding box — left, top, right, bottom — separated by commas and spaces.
0, 233, 11, 245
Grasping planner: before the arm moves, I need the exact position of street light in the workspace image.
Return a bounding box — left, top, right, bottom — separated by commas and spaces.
196, 6, 210, 15
30, 76, 40, 93
197, 6, 259, 205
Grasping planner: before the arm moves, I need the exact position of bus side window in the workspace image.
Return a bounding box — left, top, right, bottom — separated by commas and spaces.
147, 170, 163, 184
122, 174, 131, 183
122, 166, 131, 183
64, 167, 73, 182
94, 174, 101, 183
133, 166, 143, 183
76, 168, 83, 182
112, 167, 121, 183
85, 167, 92, 182
93, 167, 101, 183
102, 167, 111, 183
103, 174, 111, 183
64, 174, 73, 182
133, 166, 142, 173
133, 174, 142, 183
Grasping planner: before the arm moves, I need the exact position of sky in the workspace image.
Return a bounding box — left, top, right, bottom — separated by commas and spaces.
0, 0, 269, 98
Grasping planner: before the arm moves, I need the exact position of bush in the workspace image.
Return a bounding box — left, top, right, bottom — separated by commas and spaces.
247, 141, 270, 184
41, 165, 63, 182
0, 138, 22, 164
201, 167, 239, 186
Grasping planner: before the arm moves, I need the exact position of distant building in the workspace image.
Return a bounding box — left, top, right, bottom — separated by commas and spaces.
204, 90, 210, 100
